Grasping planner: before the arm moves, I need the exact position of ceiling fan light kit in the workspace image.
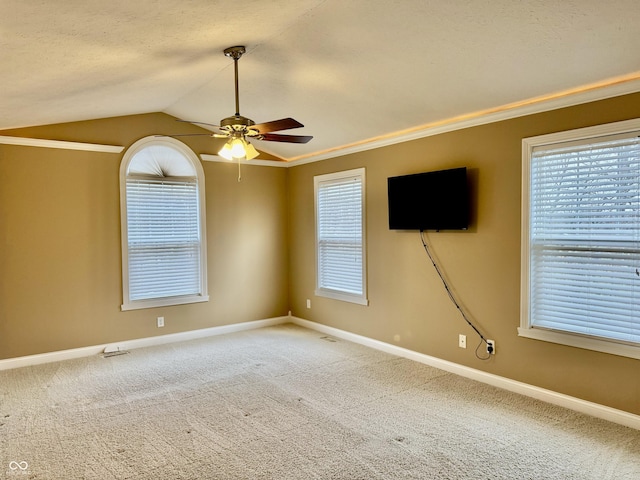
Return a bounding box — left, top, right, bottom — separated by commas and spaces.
218, 135, 259, 161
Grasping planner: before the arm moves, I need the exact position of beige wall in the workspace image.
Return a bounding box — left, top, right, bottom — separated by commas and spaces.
2, 96, 639, 416
288, 93, 640, 415
0, 113, 289, 359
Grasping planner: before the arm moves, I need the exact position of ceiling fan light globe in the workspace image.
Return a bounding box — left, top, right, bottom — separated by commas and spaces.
218, 142, 235, 161
245, 141, 259, 160
230, 138, 247, 158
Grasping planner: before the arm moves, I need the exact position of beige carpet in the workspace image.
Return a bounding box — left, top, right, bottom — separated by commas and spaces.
1, 324, 639, 479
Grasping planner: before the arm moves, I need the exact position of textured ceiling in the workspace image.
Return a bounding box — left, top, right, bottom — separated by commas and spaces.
1, 0, 640, 161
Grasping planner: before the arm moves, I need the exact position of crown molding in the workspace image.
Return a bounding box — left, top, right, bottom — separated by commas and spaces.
0, 135, 124, 153
286, 74, 640, 166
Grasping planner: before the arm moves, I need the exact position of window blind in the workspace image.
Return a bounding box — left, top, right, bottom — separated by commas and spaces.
126, 177, 201, 301
316, 174, 364, 297
529, 132, 640, 345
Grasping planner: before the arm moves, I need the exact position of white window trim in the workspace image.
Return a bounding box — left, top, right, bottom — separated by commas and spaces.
314, 168, 368, 306
120, 136, 209, 311
520, 117, 640, 360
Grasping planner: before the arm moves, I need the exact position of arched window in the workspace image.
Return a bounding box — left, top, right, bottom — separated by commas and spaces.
120, 137, 208, 310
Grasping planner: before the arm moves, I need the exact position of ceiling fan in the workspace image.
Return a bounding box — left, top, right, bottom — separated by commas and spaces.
174, 46, 312, 161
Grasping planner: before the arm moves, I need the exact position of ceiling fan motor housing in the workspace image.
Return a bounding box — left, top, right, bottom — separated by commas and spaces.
220, 115, 255, 131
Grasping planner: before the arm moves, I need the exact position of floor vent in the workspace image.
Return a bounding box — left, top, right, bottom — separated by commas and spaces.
102, 347, 130, 358
320, 336, 337, 343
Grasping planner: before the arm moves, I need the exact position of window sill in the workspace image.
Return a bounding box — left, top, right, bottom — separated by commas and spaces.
121, 294, 210, 311
315, 289, 369, 306
517, 326, 640, 360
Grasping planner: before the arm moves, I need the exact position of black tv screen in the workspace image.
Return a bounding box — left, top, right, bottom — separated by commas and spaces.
388, 167, 469, 230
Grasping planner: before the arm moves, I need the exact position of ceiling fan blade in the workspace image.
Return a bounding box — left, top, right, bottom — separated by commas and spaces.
176, 119, 222, 129
252, 118, 304, 134
155, 133, 216, 138
259, 133, 313, 144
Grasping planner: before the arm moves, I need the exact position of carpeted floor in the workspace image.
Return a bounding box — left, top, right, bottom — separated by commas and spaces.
1, 324, 639, 479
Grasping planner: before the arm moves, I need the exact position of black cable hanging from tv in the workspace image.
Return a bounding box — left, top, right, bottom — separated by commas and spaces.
420, 230, 491, 360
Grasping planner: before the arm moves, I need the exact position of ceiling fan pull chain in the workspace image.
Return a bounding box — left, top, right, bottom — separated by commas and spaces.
237, 158, 242, 182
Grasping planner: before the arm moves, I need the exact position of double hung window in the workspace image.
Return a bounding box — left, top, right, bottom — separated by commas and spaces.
521, 119, 640, 358
314, 168, 368, 305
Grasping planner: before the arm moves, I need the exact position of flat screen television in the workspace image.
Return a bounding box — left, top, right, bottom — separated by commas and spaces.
388, 167, 469, 230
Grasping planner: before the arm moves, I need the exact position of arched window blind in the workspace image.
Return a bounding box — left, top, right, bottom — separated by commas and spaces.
521, 119, 640, 358
120, 137, 208, 310
314, 168, 368, 305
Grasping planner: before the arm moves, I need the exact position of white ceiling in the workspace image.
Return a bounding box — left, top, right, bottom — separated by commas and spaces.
2, 0, 640, 162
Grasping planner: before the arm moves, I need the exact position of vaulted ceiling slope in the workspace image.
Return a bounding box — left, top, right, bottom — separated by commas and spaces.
2, 1, 640, 162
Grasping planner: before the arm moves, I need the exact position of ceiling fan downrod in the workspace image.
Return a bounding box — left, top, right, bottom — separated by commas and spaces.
224, 46, 246, 117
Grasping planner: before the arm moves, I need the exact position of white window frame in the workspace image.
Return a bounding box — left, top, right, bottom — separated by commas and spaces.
120, 136, 209, 311
520, 118, 640, 359
314, 168, 368, 305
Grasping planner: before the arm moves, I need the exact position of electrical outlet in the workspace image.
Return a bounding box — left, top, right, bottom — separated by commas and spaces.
486, 339, 495, 355
458, 334, 467, 349
306, 299, 311, 309
157, 316, 164, 328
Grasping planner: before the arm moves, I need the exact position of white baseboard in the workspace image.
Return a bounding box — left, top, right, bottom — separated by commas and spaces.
289, 316, 640, 431
0, 316, 289, 371
3, 314, 638, 430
